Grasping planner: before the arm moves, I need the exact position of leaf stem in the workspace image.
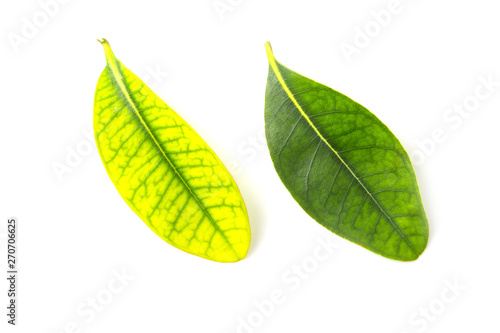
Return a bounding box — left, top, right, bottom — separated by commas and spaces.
97, 38, 116, 66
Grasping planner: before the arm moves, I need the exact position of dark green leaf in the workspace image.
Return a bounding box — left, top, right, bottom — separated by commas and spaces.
264, 42, 429, 261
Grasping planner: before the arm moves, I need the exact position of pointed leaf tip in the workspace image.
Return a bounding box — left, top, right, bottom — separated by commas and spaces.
98, 38, 116, 65
264, 41, 274, 62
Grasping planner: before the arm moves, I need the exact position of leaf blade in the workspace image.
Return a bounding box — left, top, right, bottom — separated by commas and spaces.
94, 39, 250, 262
264, 42, 428, 261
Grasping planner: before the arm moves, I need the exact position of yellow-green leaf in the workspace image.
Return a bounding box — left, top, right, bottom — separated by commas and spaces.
93, 39, 250, 262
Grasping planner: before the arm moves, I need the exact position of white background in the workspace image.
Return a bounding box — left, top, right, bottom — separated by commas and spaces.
1, 0, 499, 332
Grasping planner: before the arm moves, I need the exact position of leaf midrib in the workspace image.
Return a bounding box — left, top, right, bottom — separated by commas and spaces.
266, 47, 418, 257
104, 52, 239, 259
